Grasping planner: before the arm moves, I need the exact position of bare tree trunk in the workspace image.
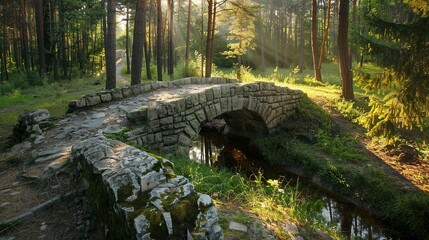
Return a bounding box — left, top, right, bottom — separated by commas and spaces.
143, 0, 152, 80
105, 0, 116, 89
338, 0, 353, 100
125, 1, 130, 74
185, 0, 192, 62
35, 0, 46, 76
20, 0, 30, 75
348, 0, 357, 68
311, 0, 322, 81
131, 0, 145, 85
205, 0, 214, 78
298, 0, 305, 70
156, 0, 163, 81
318, 0, 331, 70
167, 0, 174, 77
200, 0, 204, 77
1, 4, 9, 80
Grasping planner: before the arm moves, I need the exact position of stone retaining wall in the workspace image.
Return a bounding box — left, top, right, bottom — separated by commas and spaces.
68, 78, 239, 112
71, 135, 223, 240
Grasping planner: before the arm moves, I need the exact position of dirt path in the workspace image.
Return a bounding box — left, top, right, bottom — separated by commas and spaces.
116, 58, 128, 87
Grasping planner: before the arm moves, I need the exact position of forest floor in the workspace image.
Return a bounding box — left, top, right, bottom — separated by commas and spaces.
310, 95, 429, 194
0, 67, 428, 239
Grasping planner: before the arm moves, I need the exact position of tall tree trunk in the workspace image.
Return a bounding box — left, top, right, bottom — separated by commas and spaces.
338, 0, 353, 100
131, 0, 145, 85
311, 0, 322, 81
298, 0, 305, 70
59, 1, 68, 79
185, 0, 192, 62
205, 0, 213, 78
1, 4, 9, 80
167, 0, 174, 77
348, 0, 357, 67
20, 0, 30, 74
156, 0, 162, 81
35, 0, 47, 76
318, 0, 331, 71
258, 6, 265, 71
105, 0, 116, 89
125, 1, 130, 74
200, 0, 204, 77
143, 0, 152, 80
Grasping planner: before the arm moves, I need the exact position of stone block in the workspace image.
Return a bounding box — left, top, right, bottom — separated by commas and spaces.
205, 88, 214, 101
160, 116, 174, 126
212, 86, 221, 99
111, 89, 124, 100
220, 98, 228, 113
195, 109, 206, 122
189, 119, 200, 133
127, 109, 147, 121
232, 96, 243, 110
174, 98, 186, 112
148, 119, 160, 129
163, 135, 178, 146
157, 105, 168, 118
178, 134, 191, 146
155, 132, 163, 143
85, 94, 101, 106
130, 85, 141, 95
221, 85, 230, 97
147, 108, 158, 120
99, 92, 112, 102
184, 126, 197, 138
198, 92, 207, 104
139, 83, 152, 93
214, 103, 221, 116
68, 99, 87, 109
122, 87, 132, 98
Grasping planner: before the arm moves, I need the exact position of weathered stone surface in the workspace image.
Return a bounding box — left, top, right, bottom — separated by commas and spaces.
71, 136, 223, 239
229, 221, 248, 233
13, 109, 51, 142
85, 94, 101, 106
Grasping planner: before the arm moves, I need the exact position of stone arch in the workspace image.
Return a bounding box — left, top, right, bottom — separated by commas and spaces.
125, 80, 304, 153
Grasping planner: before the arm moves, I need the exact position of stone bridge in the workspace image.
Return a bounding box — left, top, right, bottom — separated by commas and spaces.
5, 77, 304, 239
69, 77, 305, 153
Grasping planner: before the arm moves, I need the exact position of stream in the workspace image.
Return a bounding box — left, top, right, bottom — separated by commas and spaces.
188, 123, 404, 240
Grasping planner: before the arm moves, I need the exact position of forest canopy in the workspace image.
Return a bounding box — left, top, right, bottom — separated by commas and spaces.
0, 0, 428, 141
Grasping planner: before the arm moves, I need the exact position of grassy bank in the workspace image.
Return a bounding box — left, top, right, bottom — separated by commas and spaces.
255, 99, 429, 239
0, 76, 106, 144
157, 153, 342, 239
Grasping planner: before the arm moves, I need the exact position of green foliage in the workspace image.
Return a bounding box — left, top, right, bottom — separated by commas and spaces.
175, 60, 200, 78
335, 99, 365, 121
164, 154, 335, 237
104, 128, 130, 142
355, 5, 429, 141
254, 97, 429, 239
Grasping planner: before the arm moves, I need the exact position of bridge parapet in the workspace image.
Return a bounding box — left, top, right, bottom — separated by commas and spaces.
68, 77, 239, 112
124, 80, 305, 153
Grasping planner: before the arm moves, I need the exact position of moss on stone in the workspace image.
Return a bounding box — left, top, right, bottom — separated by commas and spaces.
117, 184, 133, 202
167, 193, 199, 232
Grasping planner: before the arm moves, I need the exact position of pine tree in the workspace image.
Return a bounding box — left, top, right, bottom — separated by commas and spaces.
356, 3, 429, 141
222, 0, 256, 80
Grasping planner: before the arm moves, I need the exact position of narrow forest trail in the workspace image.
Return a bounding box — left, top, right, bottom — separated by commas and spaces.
115, 57, 129, 87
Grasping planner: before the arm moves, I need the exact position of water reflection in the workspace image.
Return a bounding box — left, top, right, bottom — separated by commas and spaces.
189, 123, 402, 240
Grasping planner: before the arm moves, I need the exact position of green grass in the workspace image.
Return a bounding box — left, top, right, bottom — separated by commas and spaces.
0, 76, 106, 141
159, 153, 341, 239
255, 99, 429, 239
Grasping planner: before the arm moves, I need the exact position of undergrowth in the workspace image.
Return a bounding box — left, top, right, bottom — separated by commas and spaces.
161, 153, 341, 239
255, 99, 429, 239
